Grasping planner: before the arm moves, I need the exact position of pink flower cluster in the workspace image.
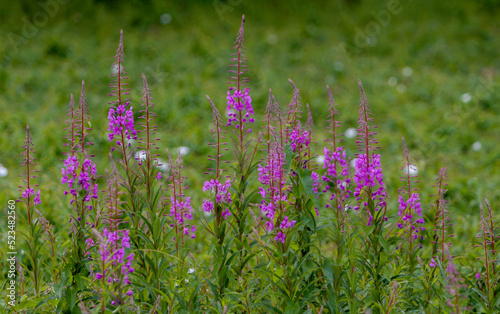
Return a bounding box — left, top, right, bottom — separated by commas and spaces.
258, 145, 296, 243
353, 153, 387, 225
288, 121, 310, 153
322, 147, 352, 209
107, 102, 137, 147
275, 216, 296, 243
397, 193, 425, 240
170, 196, 196, 238
258, 147, 287, 222
202, 179, 232, 219
22, 188, 41, 206
94, 229, 134, 305
61, 156, 98, 204
353, 154, 386, 208
226, 87, 254, 132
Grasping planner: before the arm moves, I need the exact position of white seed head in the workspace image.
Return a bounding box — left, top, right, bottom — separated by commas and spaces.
333, 61, 344, 71
267, 33, 278, 45
160, 13, 172, 25
0, 164, 8, 177
177, 146, 190, 156
472, 141, 481, 151
402, 67, 413, 77
461, 93, 472, 103
154, 158, 170, 172
111, 64, 125, 74
345, 127, 357, 139
325, 75, 335, 85
134, 150, 147, 161
403, 164, 419, 176
316, 155, 325, 165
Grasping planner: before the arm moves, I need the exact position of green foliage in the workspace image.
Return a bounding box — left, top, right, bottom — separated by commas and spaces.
1, 1, 499, 313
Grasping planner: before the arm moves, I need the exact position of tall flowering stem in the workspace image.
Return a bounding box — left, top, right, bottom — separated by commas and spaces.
353, 81, 388, 304
354, 81, 386, 226
258, 138, 294, 249
106, 30, 142, 246
202, 96, 232, 240
137, 73, 160, 210
476, 201, 497, 310
431, 167, 452, 263
444, 247, 466, 313
322, 85, 350, 232
63, 94, 77, 156
225, 15, 261, 277
396, 138, 424, 270
260, 89, 283, 160
76, 81, 93, 155
484, 198, 498, 276
305, 103, 316, 170
227, 15, 254, 153
286, 79, 303, 131
108, 30, 137, 158
286, 80, 311, 166
325, 85, 342, 152
91, 228, 134, 310
103, 161, 125, 232
322, 146, 351, 232
200, 96, 234, 302
19, 125, 43, 295
19, 125, 40, 225
61, 83, 99, 277
166, 150, 195, 259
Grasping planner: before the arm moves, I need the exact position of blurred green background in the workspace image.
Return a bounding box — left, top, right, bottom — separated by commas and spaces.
0, 0, 499, 252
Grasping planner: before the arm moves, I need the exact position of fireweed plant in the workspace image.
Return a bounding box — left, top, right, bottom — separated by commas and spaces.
6, 16, 500, 314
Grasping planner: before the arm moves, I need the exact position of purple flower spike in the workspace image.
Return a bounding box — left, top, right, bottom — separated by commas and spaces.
353, 153, 386, 211
34, 190, 41, 206
226, 88, 254, 132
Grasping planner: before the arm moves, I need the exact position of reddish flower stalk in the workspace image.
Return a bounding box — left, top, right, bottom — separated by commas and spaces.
321, 85, 349, 229
305, 103, 316, 170
286, 79, 303, 130
19, 125, 40, 225
431, 167, 452, 263
484, 198, 497, 276
18, 125, 42, 295
260, 89, 283, 160
62, 83, 98, 222
354, 81, 386, 225
206, 95, 229, 180
397, 138, 424, 262
166, 150, 195, 256
476, 202, 496, 309
325, 85, 342, 153
444, 247, 465, 313
284, 82, 310, 165
322, 145, 351, 229
258, 136, 293, 246
137, 74, 160, 205
103, 160, 125, 232
76, 81, 93, 156
356, 80, 379, 161
202, 96, 232, 235
63, 94, 76, 156
227, 15, 253, 151
108, 30, 137, 165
